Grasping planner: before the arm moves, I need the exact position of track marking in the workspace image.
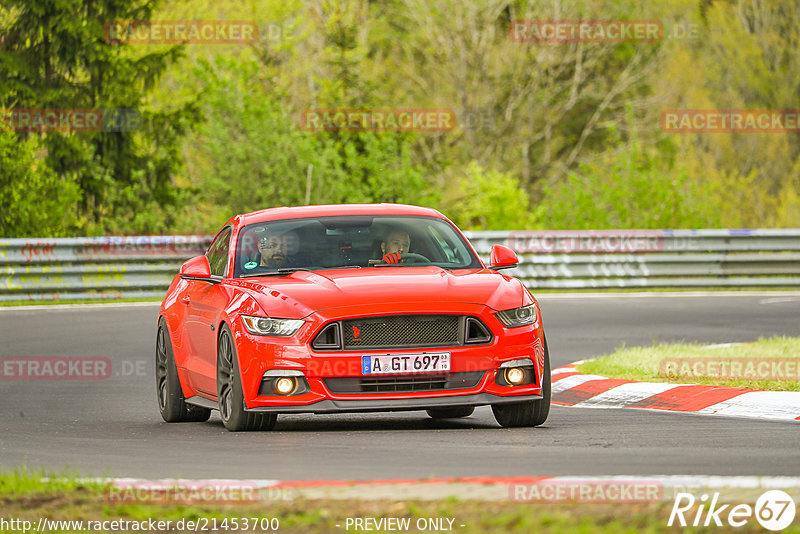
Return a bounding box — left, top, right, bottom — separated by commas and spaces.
551, 364, 800, 422
553, 379, 636, 406
551, 373, 609, 393
699, 391, 800, 421
759, 296, 800, 304
574, 382, 678, 407
627, 385, 750, 411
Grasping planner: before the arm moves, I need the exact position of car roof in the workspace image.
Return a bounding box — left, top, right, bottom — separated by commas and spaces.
232, 204, 447, 227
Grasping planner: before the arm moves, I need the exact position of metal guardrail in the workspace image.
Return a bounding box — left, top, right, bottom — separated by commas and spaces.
466, 229, 800, 289
0, 230, 798, 301
0, 236, 212, 302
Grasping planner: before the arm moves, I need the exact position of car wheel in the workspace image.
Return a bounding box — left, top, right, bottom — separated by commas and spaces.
426, 406, 475, 419
155, 318, 211, 423
216, 324, 277, 432
491, 333, 551, 428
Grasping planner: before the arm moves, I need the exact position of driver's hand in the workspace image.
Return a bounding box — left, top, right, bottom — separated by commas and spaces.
382, 252, 403, 264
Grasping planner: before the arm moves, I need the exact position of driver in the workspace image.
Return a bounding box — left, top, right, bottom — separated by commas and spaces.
381, 229, 411, 264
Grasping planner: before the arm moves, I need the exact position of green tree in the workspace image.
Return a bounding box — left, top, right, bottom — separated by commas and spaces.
442, 161, 535, 231
0, 0, 196, 234
185, 55, 431, 231
656, 0, 800, 227
536, 133, 719, 229
0, 130, 81, 237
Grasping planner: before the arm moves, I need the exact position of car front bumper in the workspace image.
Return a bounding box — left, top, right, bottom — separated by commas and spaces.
231, 302, 546, 412
244, 392, 542, 414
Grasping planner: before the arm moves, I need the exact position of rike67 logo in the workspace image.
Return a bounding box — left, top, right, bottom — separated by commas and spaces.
668, 490, 796, 531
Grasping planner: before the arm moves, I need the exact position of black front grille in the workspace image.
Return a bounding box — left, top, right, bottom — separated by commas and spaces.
342, 314, 459, 349
324, 371, 485, 394
312, 314, 493, 350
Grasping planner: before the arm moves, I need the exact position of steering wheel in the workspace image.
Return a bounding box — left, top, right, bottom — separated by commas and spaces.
397, 252, 431, 264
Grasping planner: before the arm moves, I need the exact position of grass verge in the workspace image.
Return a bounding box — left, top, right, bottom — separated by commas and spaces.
576, 336, 800, 391
1, 470, 795, 533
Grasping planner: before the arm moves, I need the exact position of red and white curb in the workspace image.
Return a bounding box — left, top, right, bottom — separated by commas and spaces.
88, 476, 800, 502
552, 363, 800, 422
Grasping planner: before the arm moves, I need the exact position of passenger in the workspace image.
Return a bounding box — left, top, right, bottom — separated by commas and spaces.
258, 231, 293, 268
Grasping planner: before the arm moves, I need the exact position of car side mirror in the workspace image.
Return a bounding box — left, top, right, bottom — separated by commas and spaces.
179, 255, 219, 283
489, 244, 519, 271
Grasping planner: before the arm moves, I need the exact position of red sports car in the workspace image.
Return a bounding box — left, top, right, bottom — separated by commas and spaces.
156, 204, 550, 431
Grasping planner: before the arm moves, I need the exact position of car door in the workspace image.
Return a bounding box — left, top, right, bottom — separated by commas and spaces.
184, 226, 232, 396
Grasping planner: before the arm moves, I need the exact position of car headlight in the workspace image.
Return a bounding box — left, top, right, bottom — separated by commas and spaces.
495, 304, 537, 328
241, 315, 304, 336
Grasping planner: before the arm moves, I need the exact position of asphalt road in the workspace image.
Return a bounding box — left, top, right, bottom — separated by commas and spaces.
1, 293, 799, 480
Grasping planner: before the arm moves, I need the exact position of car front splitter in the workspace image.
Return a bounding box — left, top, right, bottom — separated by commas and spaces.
244, 392, 543, 414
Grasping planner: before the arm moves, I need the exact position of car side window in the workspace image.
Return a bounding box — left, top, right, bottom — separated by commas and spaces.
427, 225, 457, 263
206, 227, 232, 277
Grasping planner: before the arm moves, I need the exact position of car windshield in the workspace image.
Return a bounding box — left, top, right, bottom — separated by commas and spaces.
234, 215, 481, 277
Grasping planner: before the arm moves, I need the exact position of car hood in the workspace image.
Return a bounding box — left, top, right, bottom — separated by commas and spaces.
230, 267, 529, 319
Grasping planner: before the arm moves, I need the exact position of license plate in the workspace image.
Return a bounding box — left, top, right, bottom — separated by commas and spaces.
362, 352, 450, 375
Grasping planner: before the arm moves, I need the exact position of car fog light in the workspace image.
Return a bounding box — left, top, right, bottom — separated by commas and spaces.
274, 377, 296, 395
505, 367, 524, 385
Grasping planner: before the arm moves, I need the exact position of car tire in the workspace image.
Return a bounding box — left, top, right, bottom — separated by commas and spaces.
426, 406, 475, 419
217, 324, 277, 432
491, 332, 551, 428
155, 318, 211, 423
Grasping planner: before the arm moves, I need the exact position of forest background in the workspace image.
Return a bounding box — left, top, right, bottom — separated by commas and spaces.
1, 0, 798, 237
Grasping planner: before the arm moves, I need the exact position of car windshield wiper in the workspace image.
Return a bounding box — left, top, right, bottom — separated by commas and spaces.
374, 263, 413, 267
240, 268, 312, 277
322, 265, 363, 270
373, 263, 458, 269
